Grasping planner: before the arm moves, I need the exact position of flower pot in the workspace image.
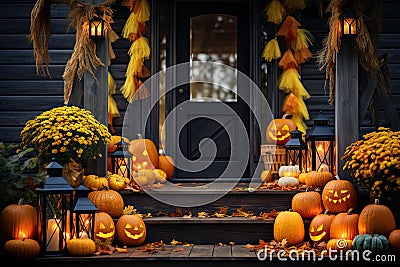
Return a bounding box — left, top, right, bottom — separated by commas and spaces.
62, 160, 84, 188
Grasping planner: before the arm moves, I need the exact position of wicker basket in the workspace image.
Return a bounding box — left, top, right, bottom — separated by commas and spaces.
260, 144, 286, 174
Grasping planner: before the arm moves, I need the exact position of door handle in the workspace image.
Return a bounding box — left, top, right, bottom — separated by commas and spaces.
178, 88, 184, 94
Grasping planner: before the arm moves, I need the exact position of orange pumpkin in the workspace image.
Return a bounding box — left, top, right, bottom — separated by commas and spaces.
158, 155, 174, 179
321, 179, 357, 214
358, 199, 396, 236
309, 211, 335, 242
291, 189, 323, 219
116, 214, 146, 246
83, 174, 109, 191
330, 208, 359, 240
273, 209, 305, 245
88, 187, 124, 218
266, 114, 297, 145
94, 212, 115, 244
0, 199, 37, 242
129, 134, 159, 171
3, 238, 40, 259
305, 170, 334, 188
388, 229, 400, 253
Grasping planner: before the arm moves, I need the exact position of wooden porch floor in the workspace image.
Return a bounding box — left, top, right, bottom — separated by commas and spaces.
23, 244, 399, 267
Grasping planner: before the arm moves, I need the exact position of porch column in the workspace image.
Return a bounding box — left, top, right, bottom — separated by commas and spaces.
335, 39, 358, 179
83, 0, 108, 176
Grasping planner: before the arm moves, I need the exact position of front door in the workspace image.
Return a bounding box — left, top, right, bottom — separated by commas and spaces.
166, 1, 251, 181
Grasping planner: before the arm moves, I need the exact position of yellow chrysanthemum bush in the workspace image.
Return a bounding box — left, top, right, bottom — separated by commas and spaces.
342, 127, 400, 198
20, 106, 111, 167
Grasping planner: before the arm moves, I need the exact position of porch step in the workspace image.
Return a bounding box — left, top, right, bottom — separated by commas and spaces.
117, 183, 370, 245
142, 217, 311, 245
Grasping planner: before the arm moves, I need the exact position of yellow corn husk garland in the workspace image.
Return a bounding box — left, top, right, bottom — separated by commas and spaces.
262, 1, 312, 134
121, 0, 151, 103
278, 50, 298, 70
266, 0, 286, 24
284, 0, 306, 11
262, 38, 281, 62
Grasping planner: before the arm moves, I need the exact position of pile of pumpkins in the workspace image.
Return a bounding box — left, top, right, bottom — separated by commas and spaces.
107, 134, 175, 187
262, 164, 335, 189
273, 178, 400, 255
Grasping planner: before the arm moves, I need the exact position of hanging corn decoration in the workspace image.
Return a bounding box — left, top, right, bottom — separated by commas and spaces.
262, 38, 281, 62
266, 0, 286, 24
120, 0, 151, 103
262, 0, 313, 136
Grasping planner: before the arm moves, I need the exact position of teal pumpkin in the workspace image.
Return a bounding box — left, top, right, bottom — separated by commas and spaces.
352, 234, 390, 254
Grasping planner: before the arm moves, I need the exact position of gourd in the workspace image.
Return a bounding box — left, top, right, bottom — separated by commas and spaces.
67, 238, 96, 256
352, 234, 390, 254
278, 165, 300, 178
277, 177, 299, 187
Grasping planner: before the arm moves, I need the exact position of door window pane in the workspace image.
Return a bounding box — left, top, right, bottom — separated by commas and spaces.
190, 14, 237, 102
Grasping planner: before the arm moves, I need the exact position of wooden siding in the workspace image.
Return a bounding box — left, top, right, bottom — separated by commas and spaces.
0, 0, 400, 146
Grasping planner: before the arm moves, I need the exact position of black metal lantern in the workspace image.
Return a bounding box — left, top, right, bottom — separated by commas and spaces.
36, 159, 74, 255
111, 138, 132, 178
284, 128, 307, 172
73, 182, 97, 240
340, 12, 359, 37
306, 112, 336, 175
89, 15, 105, 39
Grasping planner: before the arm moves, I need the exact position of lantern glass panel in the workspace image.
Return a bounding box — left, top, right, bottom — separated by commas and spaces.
89, 17, 105, 39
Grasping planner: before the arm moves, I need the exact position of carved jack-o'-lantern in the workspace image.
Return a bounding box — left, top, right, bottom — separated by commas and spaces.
322, 179, 357, 214
116, 213, 146, 246
94, 212, 115, 243
266, 114, 297, 145
129, 134, 159, 171
309, 211, 335, 242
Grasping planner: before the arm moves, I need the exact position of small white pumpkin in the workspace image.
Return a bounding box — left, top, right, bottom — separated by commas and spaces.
278, 165, 300, 178
318, 163, 330, 172
278, 177, 299, 187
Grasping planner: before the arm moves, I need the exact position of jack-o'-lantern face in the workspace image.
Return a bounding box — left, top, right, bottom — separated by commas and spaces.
308, 213, 335, 242
129, 134, 159, 171
116, 214, 147, 246
266, 116, 297, 145
94, 212, 115, 243
123, 222, 146, 239
322, 180, 357, 214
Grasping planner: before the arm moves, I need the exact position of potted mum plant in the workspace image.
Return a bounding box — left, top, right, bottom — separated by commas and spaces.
20, 105, 111, 187
341, 127, 400, 223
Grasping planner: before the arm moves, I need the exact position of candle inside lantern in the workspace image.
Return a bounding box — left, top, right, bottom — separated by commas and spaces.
316, 144, 324, 170
47, 217, 60, 251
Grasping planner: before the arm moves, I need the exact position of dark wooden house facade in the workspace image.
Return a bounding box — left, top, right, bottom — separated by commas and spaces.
0, 0, 399, 177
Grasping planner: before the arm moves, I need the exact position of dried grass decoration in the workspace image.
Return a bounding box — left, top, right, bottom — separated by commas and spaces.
63, 0, 116, 105
316, 0, 380, 105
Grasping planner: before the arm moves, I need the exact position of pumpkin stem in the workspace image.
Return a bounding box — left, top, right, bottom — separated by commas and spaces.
282, 114, 293, 119
323, 210, 330, 215
137, 133, 143, 139
347, 208, 353, 215
374, 198, 379, 205
18, 198, 24, 205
